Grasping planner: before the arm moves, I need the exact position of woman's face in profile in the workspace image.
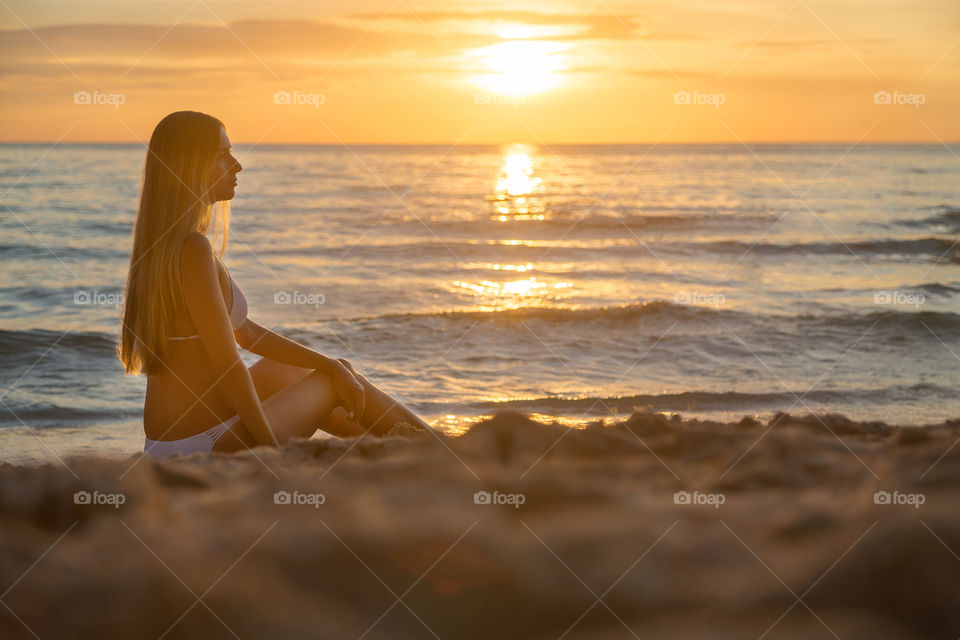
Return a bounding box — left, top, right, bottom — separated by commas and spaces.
211, 125, 242, 202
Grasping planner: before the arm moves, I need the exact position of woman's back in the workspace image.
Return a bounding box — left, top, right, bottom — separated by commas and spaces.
142, 256, 242, 440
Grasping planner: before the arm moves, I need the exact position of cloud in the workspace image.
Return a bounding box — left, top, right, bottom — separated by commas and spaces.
0, 18, 500, 81
347, 10, 703, 42
0, 13, 710, 90
751, 37, 895, 50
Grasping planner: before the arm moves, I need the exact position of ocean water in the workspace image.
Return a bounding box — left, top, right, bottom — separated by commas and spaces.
1, 142, 959, 463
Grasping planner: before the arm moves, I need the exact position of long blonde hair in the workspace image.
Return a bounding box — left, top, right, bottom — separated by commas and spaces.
118, 111, 231, 375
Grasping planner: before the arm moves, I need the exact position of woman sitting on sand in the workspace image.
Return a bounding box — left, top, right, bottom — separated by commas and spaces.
117, 110, 434, 459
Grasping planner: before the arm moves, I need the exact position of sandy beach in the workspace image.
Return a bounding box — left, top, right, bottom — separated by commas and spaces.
1, 410, 957, 639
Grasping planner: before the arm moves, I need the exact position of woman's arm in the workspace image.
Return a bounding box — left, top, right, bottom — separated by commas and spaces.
235, 319, 366, 419
235, 319, 340, 372
180, 232, 278, 446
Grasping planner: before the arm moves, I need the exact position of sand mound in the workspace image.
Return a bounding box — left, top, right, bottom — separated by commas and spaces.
1, 410, 958, 639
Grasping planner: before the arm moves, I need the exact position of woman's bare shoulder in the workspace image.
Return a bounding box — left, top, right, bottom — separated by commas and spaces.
181, 232, 228, 278
178, 232, 231, 310
182, 231, 212, 259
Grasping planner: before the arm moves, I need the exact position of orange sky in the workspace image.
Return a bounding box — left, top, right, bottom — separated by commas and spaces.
0, 0, 957, 143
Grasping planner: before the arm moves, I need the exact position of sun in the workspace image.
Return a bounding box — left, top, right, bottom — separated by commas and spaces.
471, 40, 567, 98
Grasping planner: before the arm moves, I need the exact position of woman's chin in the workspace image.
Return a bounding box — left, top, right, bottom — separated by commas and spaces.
213, 188, 237, 202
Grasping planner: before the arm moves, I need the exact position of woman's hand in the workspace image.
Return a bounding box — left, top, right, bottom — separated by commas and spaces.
331, 359, 365, 423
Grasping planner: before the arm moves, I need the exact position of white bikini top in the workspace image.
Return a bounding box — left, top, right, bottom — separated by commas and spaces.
167, 260, 248, 341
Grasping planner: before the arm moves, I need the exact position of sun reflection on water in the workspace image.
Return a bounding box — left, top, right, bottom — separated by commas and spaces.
453, 276, 573, 309
452, 145, 577, 310
488, 144, 545, 219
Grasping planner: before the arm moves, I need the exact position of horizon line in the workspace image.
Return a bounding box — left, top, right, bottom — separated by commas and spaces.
1, 140, 957, 146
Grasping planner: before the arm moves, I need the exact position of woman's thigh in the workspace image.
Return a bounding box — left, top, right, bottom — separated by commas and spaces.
247, 357, 314, 401
214, 363, 363, 452
249, 357, 358, 433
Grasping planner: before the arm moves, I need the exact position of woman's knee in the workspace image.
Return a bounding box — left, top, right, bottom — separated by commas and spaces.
307, 368, 333, 385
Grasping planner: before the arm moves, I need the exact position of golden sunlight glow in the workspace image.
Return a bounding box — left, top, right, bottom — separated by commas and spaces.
478, 263, 534, 272
498, 152, 542, 196
1, 4, 955, 143
453, 277, 574, 309
490, 23, 585, 41
472, 40, 567, 97
500, 278, 546, 296
489, 146, 546, 218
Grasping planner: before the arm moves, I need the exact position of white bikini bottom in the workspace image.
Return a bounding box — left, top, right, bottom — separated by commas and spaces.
143, 414, 241, 460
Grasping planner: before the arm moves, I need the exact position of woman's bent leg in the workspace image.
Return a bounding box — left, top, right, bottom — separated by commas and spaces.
348, 369, 435, 436
215, 369, 359, 452
248, 358, 375, 437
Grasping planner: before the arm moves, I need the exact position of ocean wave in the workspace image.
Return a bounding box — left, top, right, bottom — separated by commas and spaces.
6, 302, 960, 357
3, 384, 951, 430
0, 243, 127, 261
914, 282, 960, 296
256, 236, 960, 262
340, 300, 735, 325
896, 206, 960, 233
681, 237, 958, 259
0, 402, 141, 427
0, 328, 117, 366
415, 383, 958, 415
469, 210, 779, 231
339, 300, 960, 331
